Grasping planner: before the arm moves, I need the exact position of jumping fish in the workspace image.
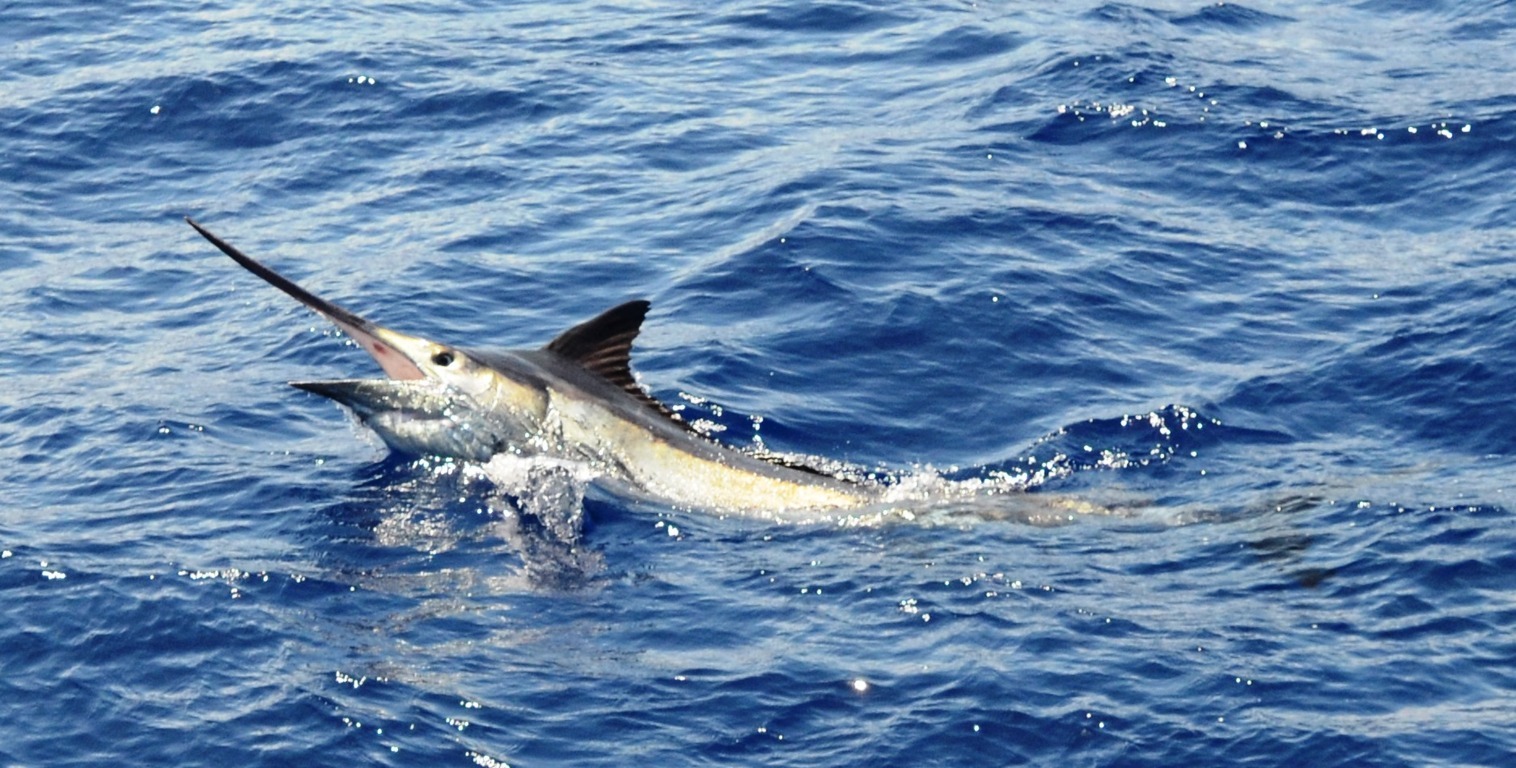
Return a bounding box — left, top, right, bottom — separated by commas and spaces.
187, 218, 878, 514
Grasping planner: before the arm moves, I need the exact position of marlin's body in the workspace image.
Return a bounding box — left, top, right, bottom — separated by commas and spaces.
188, 218, 876, 514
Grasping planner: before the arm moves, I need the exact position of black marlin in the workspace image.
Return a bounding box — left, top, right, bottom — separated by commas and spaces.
188, 218, 880, 514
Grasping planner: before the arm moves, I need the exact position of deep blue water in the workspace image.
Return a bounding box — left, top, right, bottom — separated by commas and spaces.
5, 1, 1516, 765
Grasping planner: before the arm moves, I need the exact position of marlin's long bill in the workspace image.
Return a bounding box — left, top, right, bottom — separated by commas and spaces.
185, 217, 425, 380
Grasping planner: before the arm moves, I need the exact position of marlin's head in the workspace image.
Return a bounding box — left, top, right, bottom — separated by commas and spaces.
187, 218, 545, 461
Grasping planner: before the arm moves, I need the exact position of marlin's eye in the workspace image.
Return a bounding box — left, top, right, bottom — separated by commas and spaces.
432, 351, 456, 367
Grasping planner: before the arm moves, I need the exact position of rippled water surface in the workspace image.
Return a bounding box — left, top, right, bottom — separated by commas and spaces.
4, 1, 1516, 765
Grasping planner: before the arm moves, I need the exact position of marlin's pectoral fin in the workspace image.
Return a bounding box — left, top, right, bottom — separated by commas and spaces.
292, 378, 503, 461
291, 379, 448, 418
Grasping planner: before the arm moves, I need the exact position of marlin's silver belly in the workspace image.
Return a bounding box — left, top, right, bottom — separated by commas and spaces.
544, 379, 872, 512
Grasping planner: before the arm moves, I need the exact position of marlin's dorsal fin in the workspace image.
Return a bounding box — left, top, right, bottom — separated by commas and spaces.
546, 301, 854, 479
545, 300, 677, 418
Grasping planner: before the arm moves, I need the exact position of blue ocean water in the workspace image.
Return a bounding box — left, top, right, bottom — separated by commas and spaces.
4, 0, 1516, 764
